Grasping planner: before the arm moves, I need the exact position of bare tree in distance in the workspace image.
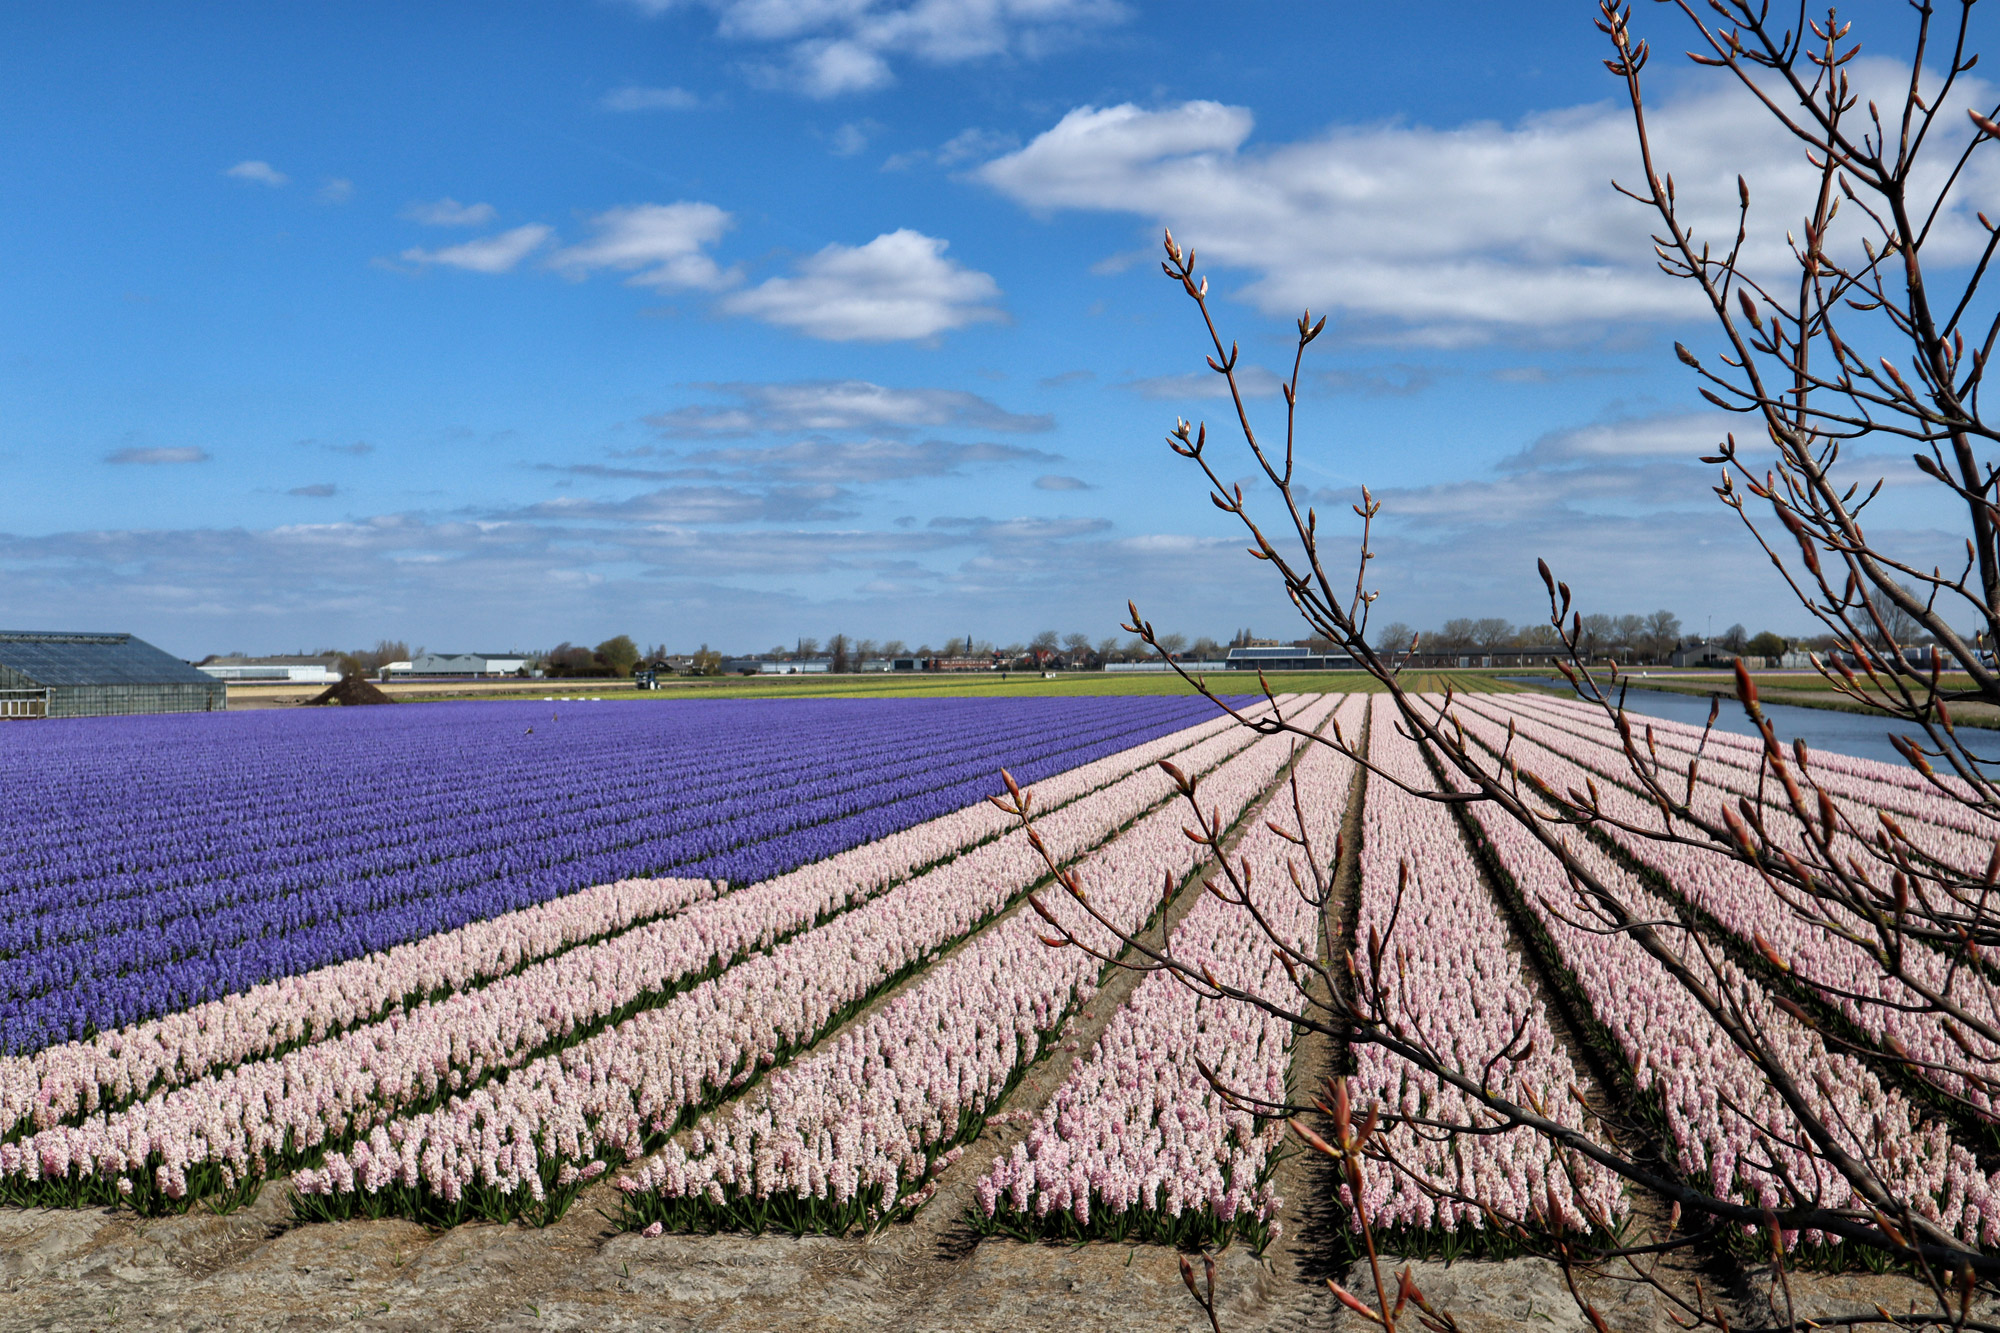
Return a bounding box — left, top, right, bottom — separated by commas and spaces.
1471, 616, 1515, 651
1578, 611, 1615, 657
991, 3, 2000, 1329
1641, 608, 1684, 660
1373, 619, 1416, 653
1434, 617, 1477, 652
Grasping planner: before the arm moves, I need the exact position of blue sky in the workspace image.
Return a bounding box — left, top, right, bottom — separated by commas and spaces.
0, 1, 1965, 656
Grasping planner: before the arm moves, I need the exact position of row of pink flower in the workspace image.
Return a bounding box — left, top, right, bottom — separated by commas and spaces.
973, 697, 1364, 1239
1509, 691, 1984, 843
0, 876, 720, 1140
1467, 696, 2000, 1125
290, 699, 1303, 1210
1472, 684, 2000, 1088
2, 708, 1251, 1203
611, 695, 1346, 1227
1497, 693, 1984, 904
1443, 698, 2000, 1245
1342, 696, 1624, 1236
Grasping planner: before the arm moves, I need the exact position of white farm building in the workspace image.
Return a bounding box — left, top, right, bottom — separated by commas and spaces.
387, 653, 532, 678
197, 655, 344, 684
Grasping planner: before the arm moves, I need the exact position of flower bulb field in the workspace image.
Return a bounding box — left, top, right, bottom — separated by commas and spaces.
1, 686, 1992, 1271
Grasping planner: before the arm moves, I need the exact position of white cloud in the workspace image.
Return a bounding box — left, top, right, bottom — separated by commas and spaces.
624, 0, 1128, 98
289, 483, 337, 497
600, 84, 702, 111
549, 203, 738, 291
400, 224, 554, 274
531, 484, 855, 524
645, 379, 1052, 436
977, 69, 2000, 341
1499, 412, 1745, 471
566, 437, 1058, 485
717, 438, 1052, 483
882, 125, 1018, 171
224, 160, 288, 187
404, 197, 498, 227
1034, 474, 1092, 490
936, 126, 1017, 166
783, 40, 892, 97
107, 447, 209, 465
719, 229, 1002, 341
928, 514, 1111, 541
829, 121, 874, 156
1124, 365, 1281, 401
317, 178, 354, 204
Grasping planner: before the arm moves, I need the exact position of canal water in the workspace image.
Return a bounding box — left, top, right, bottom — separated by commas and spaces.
1498, 677, 1947, 769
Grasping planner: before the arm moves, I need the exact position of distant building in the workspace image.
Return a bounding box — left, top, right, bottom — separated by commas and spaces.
386, 653, 531, 678
197, 654, 343, 684
720, 658, 829, 675
1668, 641, 1740, 669
1224, 646, 1357, 671
925, 655, 996, 673
0, 630, 225, 719
1105, 658, 1233, 673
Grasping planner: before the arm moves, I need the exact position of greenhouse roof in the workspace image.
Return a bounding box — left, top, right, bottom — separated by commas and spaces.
0, 632, 217, 687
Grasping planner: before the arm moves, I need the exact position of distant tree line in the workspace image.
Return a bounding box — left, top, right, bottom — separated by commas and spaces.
1362, 610, 1927, 666
308, 620, 1823, 681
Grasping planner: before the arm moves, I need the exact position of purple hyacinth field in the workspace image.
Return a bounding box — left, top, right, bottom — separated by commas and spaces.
0, 695, 1221, 1055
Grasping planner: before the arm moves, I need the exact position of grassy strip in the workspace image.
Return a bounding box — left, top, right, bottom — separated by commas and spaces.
1506, 674, 2000, 732
380, 672, 1527, 704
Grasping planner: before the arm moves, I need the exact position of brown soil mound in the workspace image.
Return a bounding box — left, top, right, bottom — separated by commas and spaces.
306, 676, 395, 706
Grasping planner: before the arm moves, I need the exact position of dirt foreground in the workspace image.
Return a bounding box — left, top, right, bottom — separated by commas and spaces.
5, 1185, 1976, 1333
0, 1185, 1309, 1333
